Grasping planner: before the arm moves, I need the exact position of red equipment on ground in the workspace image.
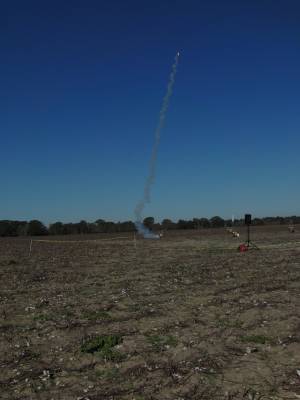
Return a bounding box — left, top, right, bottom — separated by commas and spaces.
238, 243, 248, 252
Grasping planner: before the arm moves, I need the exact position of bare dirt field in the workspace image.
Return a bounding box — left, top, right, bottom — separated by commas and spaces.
1, 226, 300, 400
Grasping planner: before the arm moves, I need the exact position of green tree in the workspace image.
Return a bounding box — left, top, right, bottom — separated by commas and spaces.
78, 220, 89, 234
143, 217, 155, 230
252, 218, 264, 226
62, 223, 78, 234
95, 219, 106, 233
177, 219, 194, 229
199, 218, 210, 228
0, 221, 11, 236
27, 220, 48, 236
49, 222, 64, 235
87, 223, 98, 233
210, 216, 225, 228
162, 219, 176, 230
105, 222, 117, 233
16, 221, 28, 236
119, 221, 135, 232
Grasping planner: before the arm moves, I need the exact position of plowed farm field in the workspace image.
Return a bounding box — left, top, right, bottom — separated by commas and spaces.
1, 226, 300, 400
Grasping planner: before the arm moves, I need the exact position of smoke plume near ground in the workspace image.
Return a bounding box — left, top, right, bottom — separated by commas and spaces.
134, 53, 180, 236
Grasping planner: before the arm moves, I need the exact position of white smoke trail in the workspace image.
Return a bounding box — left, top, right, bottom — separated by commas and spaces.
134, 52, 180, 237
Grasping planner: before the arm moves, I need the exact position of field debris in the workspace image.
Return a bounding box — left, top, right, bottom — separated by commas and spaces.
226, 228, 240, 238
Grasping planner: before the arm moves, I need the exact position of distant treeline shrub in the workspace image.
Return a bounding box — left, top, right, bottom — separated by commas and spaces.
0, 220, 48, 237
0, 216, 298, 237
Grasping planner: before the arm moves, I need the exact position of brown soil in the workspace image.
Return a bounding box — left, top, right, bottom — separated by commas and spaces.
1, 226, 300, 399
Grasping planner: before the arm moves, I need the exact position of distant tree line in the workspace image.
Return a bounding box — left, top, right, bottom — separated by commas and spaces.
0, 216, 299, 237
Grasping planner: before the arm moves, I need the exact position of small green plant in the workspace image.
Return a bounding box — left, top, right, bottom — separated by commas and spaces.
62, 307, 75, 318
216, 318, 243, 328
240, 335, 269, 345
83, 310, 111, 321
33, 314, 51, 322
81, 335, 124, 361
243, 388, 264, 399
203, 371, 218, 383
128, 303, 142, 312
95, 367, 120, 380
146, 334, 178, 351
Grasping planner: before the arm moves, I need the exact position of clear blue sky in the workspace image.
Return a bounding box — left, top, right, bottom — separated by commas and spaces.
1, 0, 300, 224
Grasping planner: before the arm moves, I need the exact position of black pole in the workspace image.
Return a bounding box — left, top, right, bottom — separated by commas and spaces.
244, 214, 259, 250
247, 224, 250, 247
